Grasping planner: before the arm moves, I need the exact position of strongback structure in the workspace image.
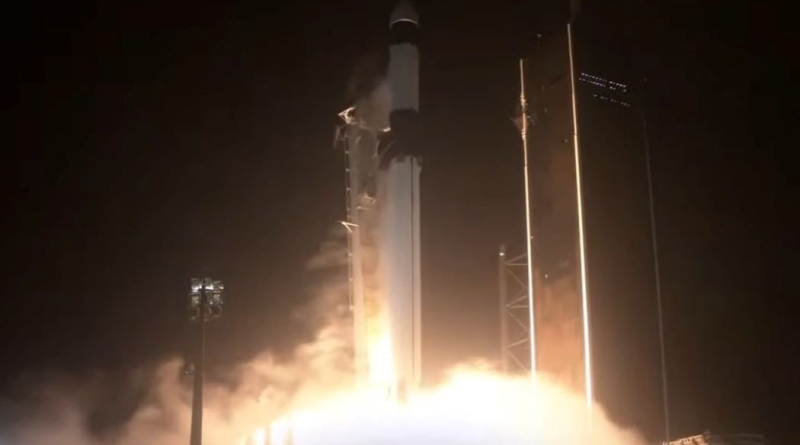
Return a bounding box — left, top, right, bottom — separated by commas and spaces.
338, 105, 383, 389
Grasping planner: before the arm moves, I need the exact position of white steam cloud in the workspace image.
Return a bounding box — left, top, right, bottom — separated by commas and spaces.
0, 233, 649, 445
2, 230, 355, 445
279, 370, 649, 445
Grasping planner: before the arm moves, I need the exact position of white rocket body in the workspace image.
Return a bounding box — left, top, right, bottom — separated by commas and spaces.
380, 155, 421, 397
341, 1, 421, 399
382, 0, 422, 397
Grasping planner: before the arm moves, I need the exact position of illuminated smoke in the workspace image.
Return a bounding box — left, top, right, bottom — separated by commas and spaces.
0, 189, 648, 445
355, 78, 391, 131
0, 227, 649, 445
268, 369, 649, 445
348, 51, 392, 131
2, 230, 355, 445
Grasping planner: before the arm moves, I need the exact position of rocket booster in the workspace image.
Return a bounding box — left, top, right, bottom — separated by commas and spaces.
339, 1, 422, 400
382, 0, 422, 398
388, 1, 420, 147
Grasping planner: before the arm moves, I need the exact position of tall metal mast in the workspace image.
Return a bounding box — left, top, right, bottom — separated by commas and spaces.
518, 59, 538, 379
640, 80, 671, 443
188, 278, 224, 445
566, 23, 593, 411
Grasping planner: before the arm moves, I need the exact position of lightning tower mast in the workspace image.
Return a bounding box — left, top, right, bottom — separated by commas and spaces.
511, 24, 592, 409
518, 59, 538, 379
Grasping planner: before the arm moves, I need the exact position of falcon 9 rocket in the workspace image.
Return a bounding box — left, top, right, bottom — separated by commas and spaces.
339, 1, 422, 400
383, 0, 422, 400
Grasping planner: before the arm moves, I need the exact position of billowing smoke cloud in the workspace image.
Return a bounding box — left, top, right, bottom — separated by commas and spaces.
276, 369, 650, 445
348, 51, 392, 131
347, 50, 387, 104
0, 199, 650, 445
0, 227, 650, 445
2, 228, 356, 445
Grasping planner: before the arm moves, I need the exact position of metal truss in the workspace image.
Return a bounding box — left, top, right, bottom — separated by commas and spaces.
499, 245, 532, 374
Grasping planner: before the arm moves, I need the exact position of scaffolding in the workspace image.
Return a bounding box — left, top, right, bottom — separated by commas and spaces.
498, 245, 532, 374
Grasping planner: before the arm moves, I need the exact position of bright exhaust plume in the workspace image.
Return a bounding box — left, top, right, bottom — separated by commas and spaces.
252, 368, 648, 445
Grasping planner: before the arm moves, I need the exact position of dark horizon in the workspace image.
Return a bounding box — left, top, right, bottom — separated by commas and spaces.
6, 0, 794, 444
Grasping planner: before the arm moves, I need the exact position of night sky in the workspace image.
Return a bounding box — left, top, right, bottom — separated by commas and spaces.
6, 0, 796, 443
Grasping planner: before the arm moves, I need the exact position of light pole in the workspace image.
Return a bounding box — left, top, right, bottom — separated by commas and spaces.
188, 277, 224, 445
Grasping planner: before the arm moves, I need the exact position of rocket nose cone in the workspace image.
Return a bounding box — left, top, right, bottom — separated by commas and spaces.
390, 1, 418, 28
